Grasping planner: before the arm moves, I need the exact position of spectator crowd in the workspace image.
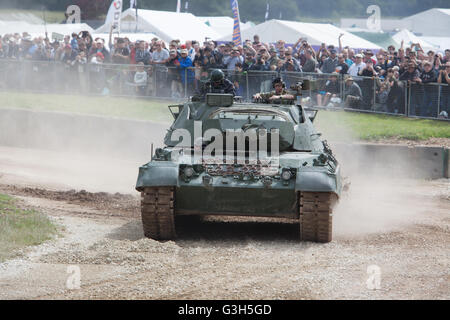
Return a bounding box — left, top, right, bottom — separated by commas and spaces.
0, 30, 449, 118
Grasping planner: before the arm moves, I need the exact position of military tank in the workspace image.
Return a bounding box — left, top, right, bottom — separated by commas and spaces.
136, 85, 343, 243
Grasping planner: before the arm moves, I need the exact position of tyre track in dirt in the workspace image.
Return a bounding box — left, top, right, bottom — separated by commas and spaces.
0, 144, 449, 299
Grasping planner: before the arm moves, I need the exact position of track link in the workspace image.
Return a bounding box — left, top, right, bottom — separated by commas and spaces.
141, 187, 176, 240
299, 192, 338, 243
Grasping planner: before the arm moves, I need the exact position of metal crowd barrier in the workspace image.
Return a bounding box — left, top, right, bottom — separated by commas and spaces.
0, 59, 448, 120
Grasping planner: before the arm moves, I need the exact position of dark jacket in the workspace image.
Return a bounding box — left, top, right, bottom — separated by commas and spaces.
201, 79, 236, 96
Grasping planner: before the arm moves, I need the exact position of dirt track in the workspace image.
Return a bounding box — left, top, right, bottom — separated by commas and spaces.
0, 145, 449, 300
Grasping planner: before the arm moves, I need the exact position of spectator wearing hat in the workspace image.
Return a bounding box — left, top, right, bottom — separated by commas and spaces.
344, 77, 363, 109
166, 49, 183, 98
348, 54, 366, 77
89, 39, 110, 62
317, 73, 340, 107
321, 49, 338, 74
363, 50, 376, 65
179, 49, 195, 96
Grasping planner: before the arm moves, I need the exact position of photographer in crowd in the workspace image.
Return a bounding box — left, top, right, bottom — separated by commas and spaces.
0, 30, 448, 117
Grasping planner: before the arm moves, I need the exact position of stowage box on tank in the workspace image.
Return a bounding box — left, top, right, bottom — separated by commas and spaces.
136, 93, 342, 243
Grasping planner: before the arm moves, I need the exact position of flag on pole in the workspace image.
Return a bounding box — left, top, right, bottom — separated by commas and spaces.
230, 0, 242, 46
106, 0, 123, 33
131, 0, 138, 32
265, 3, 270, 21
176, 0, 181, 13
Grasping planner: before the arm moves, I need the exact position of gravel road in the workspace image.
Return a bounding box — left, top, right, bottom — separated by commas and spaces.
0, 146, 448, 300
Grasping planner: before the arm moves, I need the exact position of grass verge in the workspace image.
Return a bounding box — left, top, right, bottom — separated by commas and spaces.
316, 111, 450, 142
0, 91, 449, 142
0, 92, 173, 123
0, 193, 58, 262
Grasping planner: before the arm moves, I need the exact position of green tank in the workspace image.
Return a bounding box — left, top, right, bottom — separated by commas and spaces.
136, 91, 343, 243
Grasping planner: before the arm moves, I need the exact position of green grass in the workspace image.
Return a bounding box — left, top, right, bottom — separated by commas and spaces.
315, 111, 450, 142
0, 91, 449, 142
0, 92, 173, 123
0, 193, 58, 262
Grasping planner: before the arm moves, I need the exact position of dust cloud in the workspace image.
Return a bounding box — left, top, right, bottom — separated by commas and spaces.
0, 101, 169, 194
0, 104, 446, 237
322, 114, 445, 238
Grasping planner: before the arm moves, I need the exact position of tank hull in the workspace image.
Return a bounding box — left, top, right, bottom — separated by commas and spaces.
175, 185, 298, 218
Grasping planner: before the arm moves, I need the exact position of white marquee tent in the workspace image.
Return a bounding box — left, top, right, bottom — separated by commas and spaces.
197, 16, 253, 38
92, 32, 160, 44
0, 21, 94, 39
96, 9, 220, 43
218, 19, 381, 50
402, 8, 450, 37
392, 29, 437, 50
418, 36, 450, 52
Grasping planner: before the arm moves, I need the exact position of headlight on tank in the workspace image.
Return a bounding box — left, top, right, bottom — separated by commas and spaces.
281, 169, 292, 181
183, 166, 194, 178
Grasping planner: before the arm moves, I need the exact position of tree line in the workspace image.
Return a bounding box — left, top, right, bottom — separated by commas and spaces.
4, 0, 450, 22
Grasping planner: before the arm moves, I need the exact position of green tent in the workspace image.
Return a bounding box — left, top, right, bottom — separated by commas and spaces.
349, 32, 398, 50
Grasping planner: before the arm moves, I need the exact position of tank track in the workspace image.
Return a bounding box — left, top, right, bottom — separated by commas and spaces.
141, 187, 176, 240
299, 192, 338, 243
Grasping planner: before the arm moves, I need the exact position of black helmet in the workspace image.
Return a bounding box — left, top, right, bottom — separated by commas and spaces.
272, 77, 285, 89
211, 69, 225, 84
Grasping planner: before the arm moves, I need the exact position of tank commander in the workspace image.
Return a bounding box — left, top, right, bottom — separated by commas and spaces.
200, 69, 236, 96
253, 78, 295, 103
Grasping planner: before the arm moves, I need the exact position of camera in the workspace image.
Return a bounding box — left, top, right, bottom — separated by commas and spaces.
439, 66, 447, 71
